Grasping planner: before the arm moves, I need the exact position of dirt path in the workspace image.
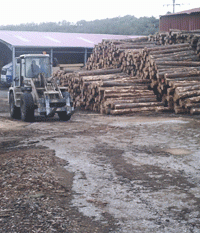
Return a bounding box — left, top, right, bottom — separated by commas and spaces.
1, 87, 200, 232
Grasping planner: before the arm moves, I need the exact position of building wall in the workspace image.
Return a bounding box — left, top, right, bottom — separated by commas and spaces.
189, 14, 200, 30
160, 13, 200, 32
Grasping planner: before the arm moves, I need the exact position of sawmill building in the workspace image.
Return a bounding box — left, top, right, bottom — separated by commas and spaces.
159, 7, 200, 32
0, 30, 135, 71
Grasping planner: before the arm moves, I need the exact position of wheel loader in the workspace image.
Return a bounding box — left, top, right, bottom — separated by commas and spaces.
8, 54, 74, 122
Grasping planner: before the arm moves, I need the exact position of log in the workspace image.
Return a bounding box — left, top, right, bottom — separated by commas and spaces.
185, 96, 200, 104
155, 106, 172, 112
185, 103, 200, 109
104, 91, 154, 99
175, 84, 200, 94
80, 73, 126, 82
168, 81, 200, 88
174, 106, 189, 114
190, 108, 200, 115
109, 97, 157, 106
151, 50, 196, 59
146, 43, 190, 51
149, 46, 192, 55
165, 71, 200, 79
103, 97, 157, 106
76, 68, 122, 76
154, 61, 200, 67
103, 88, 150, 94
113, 102, 163, 109
110, 106, 158, 115
175, 90, 200, 100
155, 55, 199, 62
99, 85, 149, 93
100, 79, 151, 87
165, 76, 200, 84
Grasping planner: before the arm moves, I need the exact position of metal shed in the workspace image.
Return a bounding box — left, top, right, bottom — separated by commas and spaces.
0, 30, 137, 75
159, 7, 200, 32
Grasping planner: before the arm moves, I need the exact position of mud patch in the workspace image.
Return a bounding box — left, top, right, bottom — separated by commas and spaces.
93, 143, 200, 226
0, 118, 28, 131
94, 144, 196, 192
0, 137, 22, 152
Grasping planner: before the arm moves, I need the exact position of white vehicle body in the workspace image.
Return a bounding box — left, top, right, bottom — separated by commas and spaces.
1, 62, 12, 86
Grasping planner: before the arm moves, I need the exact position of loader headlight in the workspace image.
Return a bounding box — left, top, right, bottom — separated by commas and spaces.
21, 86, 32, 92
56, 79, 60, 85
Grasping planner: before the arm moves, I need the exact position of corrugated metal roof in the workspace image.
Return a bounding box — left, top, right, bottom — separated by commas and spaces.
0, 31, 137, 48
160, 7, 200, 17
176, 7, 200, 15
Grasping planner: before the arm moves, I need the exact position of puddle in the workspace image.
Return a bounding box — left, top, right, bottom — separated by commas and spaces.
164, 148, 192, 156
109, 118, 188, 128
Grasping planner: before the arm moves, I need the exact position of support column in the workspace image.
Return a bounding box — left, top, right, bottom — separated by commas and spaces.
12, 47, 15, 81
84, 48, 87, 65
51, 49, 53, 75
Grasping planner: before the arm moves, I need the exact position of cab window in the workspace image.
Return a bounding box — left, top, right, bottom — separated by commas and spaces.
1, 70, 6, 75
26, 57, 50, 78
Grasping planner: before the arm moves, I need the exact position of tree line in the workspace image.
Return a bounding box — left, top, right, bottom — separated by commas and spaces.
0, 15, 159, 35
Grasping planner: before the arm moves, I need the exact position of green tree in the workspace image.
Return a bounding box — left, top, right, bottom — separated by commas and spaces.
0, 16, 159, 35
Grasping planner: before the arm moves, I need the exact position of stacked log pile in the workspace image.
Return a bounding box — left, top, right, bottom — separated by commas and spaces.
132, 43, 200, 114
171, 80, 200, 114
54, 30, 200, 115
54, 68, 162, 115
99, 78, 162, 115
157, 69, 200, 114
144, 44, 200, 114
148, 29, 200, 57
86, 36, 156, 74
85, 37, 200, 114
53, 69, 80, 87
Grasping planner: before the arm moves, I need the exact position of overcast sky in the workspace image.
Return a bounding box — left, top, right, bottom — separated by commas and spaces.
0, 0, 199, 25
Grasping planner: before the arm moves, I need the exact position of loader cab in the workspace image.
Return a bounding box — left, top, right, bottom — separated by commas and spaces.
25, 56, 51, 79
14, 54, 51, 87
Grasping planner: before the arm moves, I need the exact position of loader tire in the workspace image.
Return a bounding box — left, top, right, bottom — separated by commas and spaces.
20, 93, 35, 122
9, 93, 20, 119
58, 112, 71, 121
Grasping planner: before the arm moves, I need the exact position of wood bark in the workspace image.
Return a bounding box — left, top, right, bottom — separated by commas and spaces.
113, 102, 163, 109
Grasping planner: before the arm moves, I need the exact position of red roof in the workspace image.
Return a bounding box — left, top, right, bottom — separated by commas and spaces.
177, 7, 200, 14
160, 7, 200, 17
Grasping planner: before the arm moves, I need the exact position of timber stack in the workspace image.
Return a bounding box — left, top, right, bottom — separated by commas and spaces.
143, 43, 200, 114
86, 36, 156, 74
54, 30, 200, 115
85, 36, 200, 115
53, 68, 162, 115
148, 29, 200, 57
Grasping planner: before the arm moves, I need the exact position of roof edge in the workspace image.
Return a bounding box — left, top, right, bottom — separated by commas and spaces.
160, 7, 200, 17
